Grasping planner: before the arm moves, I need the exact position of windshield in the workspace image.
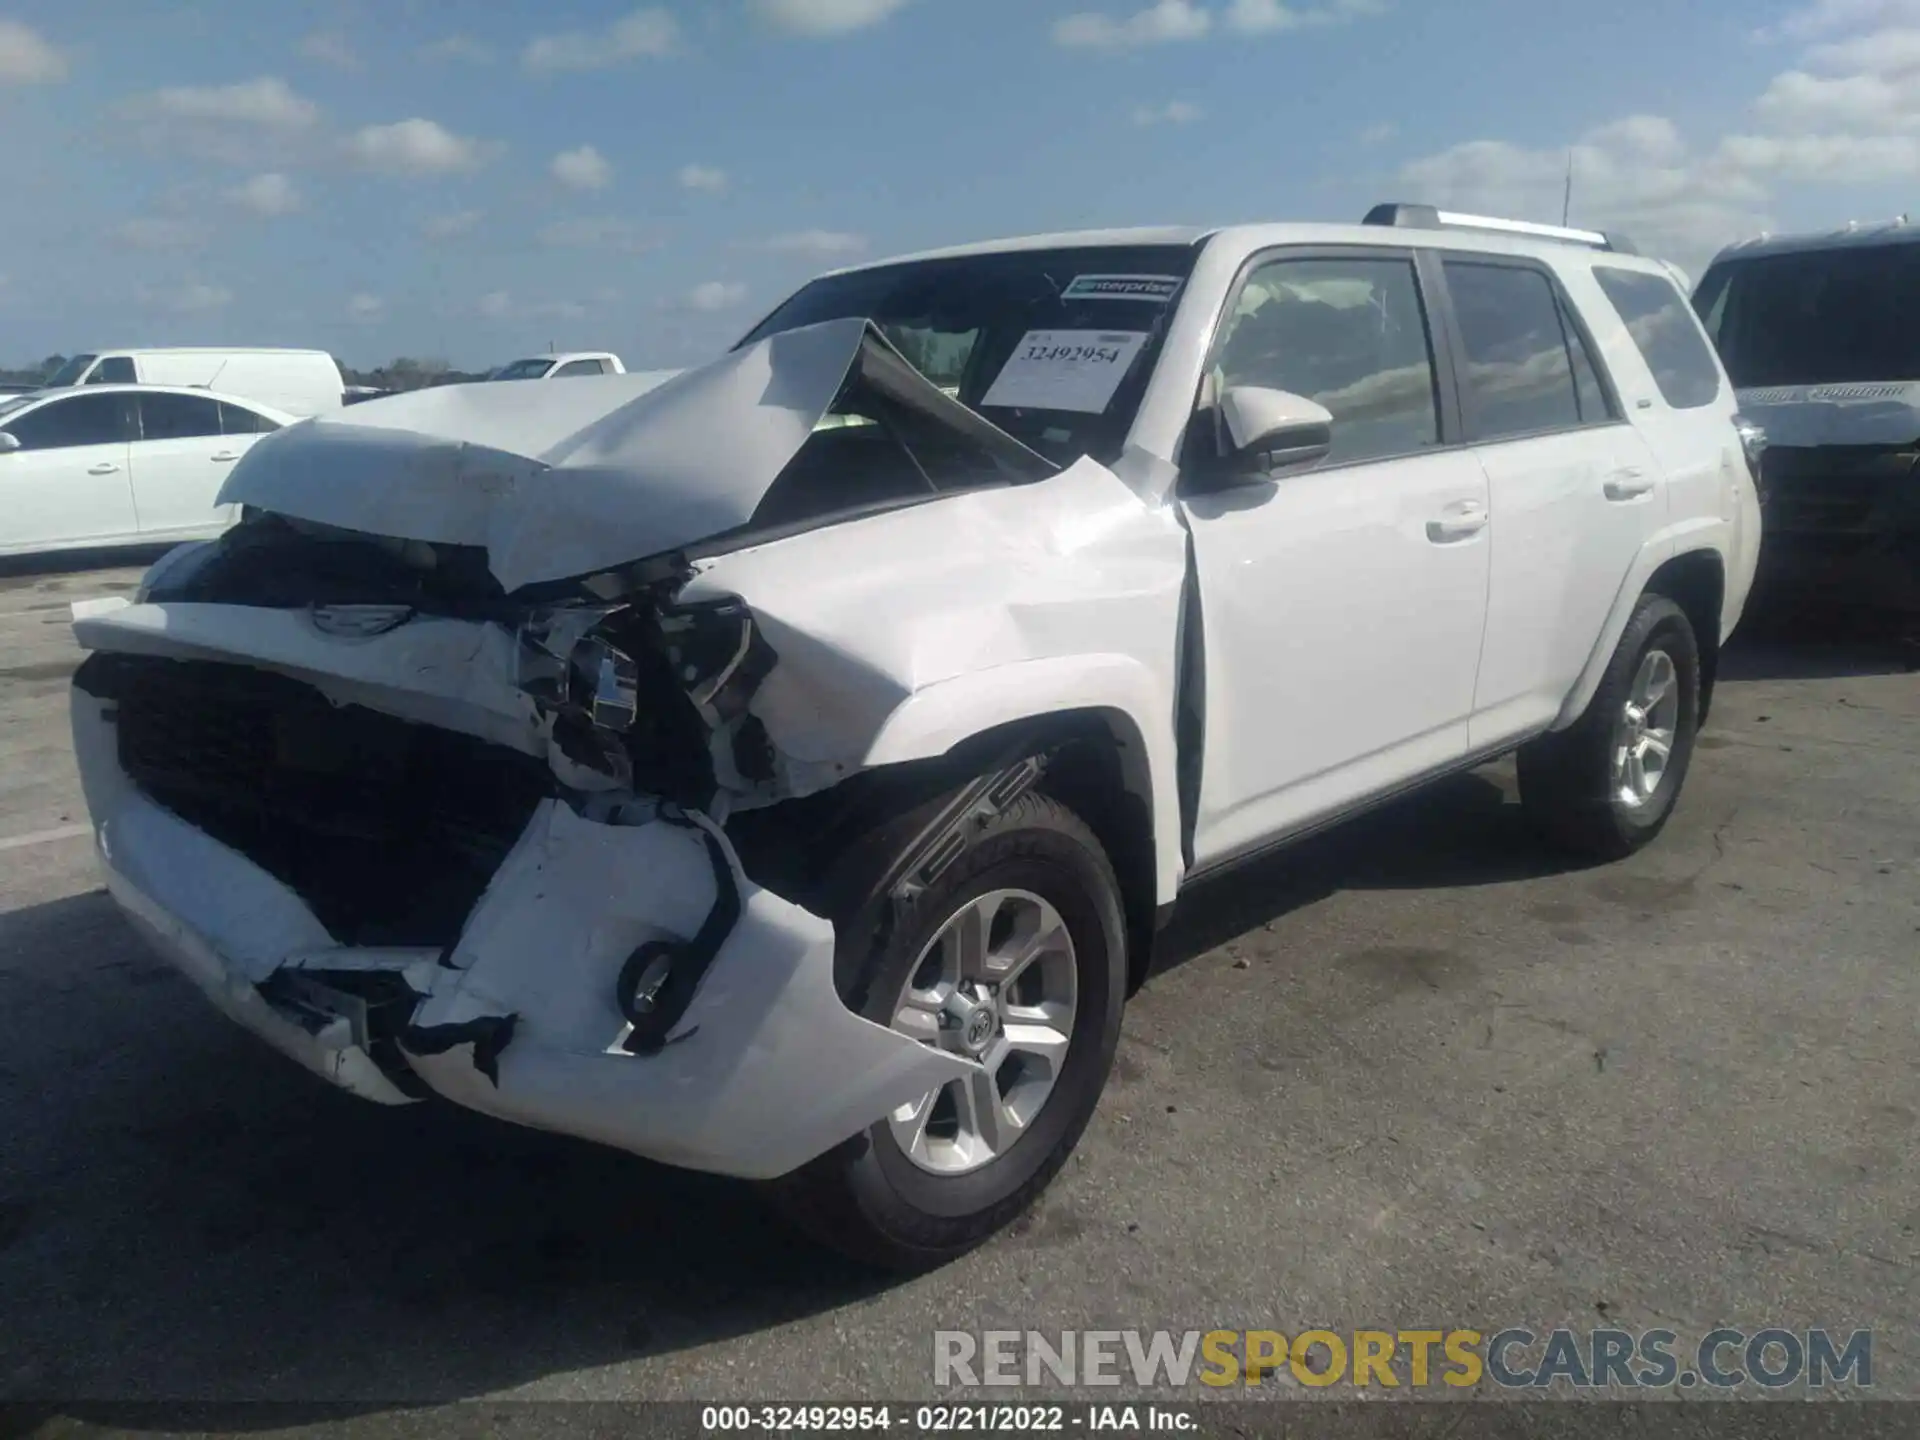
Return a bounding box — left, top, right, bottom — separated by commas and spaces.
489, 358, 555, 380
1694, 244, 1920, 387
739, 244, 1200, 465
44, 354, 96, 387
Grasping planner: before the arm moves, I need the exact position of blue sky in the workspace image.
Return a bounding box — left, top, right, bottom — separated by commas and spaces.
2, 0, 1917, 371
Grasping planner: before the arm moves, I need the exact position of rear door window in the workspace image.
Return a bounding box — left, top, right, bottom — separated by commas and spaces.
218, 401, 280, 435
1593, 267, 1722, 409
552, 359, 603, 377
1442, 260, 1612, 440
137, 392, 223, 440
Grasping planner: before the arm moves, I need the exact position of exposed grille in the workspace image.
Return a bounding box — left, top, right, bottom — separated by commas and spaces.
78, 653, 552, 946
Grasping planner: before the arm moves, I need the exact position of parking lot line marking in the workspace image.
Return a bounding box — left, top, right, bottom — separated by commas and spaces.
0, 822, 92, 852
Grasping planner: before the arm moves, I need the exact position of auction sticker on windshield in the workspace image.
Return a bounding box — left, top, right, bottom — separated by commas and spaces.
1061, 274, 1183, 302
981, 330, 1149, 414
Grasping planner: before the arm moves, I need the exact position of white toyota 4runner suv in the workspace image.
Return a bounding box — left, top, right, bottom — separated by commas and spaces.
68, 204, 1761, 1269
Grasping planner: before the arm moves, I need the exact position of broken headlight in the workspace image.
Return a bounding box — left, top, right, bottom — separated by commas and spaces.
515, 605, 640, 732
658, 599, 775, 725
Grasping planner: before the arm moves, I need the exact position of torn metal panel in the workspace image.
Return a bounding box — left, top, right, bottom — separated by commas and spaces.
680, 456, 1192, 898
72, 600, 545, 759
71, 695, 975, 1177
219, 320, 870, 592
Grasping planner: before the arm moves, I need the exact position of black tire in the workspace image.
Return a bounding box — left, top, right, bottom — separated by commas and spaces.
762, 787, 1127, 1272
1517, 594, 1701, 861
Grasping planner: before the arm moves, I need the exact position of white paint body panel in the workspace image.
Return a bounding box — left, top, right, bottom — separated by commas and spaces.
1467, 425, 1665, 750
125, 432, 259, 540
1181, 450, 1490, 867
0, 438, 136, 554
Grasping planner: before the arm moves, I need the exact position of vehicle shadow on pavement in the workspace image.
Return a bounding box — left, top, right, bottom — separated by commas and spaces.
0, 545, 175, 588
1153, 765, 1571, 979
1716, 633, 1919, 681
0, 890, 892, 1416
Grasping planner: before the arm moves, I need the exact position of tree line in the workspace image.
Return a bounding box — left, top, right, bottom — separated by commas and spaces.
0, 355, 489, 390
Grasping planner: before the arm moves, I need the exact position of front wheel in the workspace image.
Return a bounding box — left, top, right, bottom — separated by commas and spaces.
763, 790, 1126, 1272
1517, 594, 1702, 861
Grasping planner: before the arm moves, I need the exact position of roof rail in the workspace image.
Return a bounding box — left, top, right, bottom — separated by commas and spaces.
1362, 202, 1639, 256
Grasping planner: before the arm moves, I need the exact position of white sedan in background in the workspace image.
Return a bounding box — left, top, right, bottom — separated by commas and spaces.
0, 384, 291, 558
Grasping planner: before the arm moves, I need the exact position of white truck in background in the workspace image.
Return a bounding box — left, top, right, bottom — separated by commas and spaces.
40, 349, 346, 417
486, 352, 627, 380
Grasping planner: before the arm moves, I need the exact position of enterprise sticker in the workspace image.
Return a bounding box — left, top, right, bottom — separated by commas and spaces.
1061, 274, 1183, 303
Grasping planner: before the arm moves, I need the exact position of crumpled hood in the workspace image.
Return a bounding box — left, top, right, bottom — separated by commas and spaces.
217, 318, 878, 592
1736, 381, 1920, 449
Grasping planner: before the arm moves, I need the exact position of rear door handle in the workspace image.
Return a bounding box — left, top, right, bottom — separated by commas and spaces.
1604, 467, 1656, 501
87, 463, 119, 475
1425, 500, 1488, 543
210, 451, 239, 462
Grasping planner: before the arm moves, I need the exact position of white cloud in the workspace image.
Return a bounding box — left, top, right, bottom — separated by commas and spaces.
1055, 0, 1210, 47
1400, 124, 1769, 275
121, 76, 321, 167
422, 209, 483, 239
422, 34, 495, 63
684, 280, 748, 311
747, 229, 870, 258
474, 292, 586, 321
1397, 5, 1920, 275
678, 162, 729, 192
551, 144, 613, 190
1224, 0, 1385, 32
347, 293, 384, 323
752, 0, 912, 34
299, 31, 360, 69
1717, 130, 1920, 182
109, 217, 208, 250
227, 172, 302, 216
1805, 23, 1920, 72
1756, 0, 1920, 41
347, 118, 491, 176
141, 281, 232, 314
1359, 121, 1398, 145
1752, 68, 1913, 130
133, 75, 319, 129
0, 18, 67, 83
537, 216, 656, 252
1134, 100, 1202, 125
524, 8, 678, 73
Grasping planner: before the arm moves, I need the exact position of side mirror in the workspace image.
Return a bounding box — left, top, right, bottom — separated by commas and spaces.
1219, 386, 1334, 476
0, 432, 19, 455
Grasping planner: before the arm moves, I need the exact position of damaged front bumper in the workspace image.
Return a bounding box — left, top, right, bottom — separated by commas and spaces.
69, 610, 972, 1181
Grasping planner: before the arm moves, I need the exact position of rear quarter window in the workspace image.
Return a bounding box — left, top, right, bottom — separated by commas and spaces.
1593, 266, 1723, 410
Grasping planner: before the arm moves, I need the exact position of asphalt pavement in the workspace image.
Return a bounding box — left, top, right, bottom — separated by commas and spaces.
0, 551, 1915, 1429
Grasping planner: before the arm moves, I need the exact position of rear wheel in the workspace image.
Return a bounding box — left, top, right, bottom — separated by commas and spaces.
764, 789, 1126, 1272
1518, 594, 1701, 861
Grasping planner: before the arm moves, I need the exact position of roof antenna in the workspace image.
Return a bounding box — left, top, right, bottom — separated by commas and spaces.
1561, 150, 1574, 226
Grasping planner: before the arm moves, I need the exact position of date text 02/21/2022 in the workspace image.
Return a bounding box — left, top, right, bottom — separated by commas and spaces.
699, 1404, 1194, 1432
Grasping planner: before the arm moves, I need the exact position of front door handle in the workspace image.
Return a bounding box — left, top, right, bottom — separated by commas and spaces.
210, 451, 239, 462
1604, 467, 1656, 501
87, 463, 119, 475
1426, 500, 1488, 543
